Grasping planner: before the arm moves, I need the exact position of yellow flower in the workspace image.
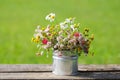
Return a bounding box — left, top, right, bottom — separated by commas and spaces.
41, 28, 45, 30
52, 32, 56, 35
90, 34, 94, 40
31, 38, 35, 42
35, 38, 40, 43
84, 28, 89, 32
74, 23, 79, 28
36, 36, 40, 40
50, 26, 54, 30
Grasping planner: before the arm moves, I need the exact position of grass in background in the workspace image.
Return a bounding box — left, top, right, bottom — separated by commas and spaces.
0, 0, 120, 64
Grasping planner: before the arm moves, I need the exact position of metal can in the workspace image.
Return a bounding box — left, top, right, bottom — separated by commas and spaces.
52, 51, 78, 75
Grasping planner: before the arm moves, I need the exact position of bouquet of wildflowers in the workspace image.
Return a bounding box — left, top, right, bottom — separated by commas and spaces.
32, 13, 94, 57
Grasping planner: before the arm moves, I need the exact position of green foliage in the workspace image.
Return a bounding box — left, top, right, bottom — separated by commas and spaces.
0, 0, 120, 64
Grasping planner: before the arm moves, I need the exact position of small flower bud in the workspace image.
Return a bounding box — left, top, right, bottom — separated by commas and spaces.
90, 34, 94, 40
36, 52, 41, 56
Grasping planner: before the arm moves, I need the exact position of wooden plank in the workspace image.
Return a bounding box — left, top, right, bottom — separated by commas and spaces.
0, 72, 120, 79
0, 64, 120, 72
0, 64, 52, 72
0, 64, 120, 79
78, 64, 120, 71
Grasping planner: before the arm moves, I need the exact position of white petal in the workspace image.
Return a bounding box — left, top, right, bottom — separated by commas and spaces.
37, 25, 40, 29
45, 13, 55, 22
45, 15, 50, 20
60, 22, 68, 29
70, 25, 75, 31
41, 51, 44, 55
65, 18, 70, 23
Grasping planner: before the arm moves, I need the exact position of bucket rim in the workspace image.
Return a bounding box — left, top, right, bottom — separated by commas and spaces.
53, 55, 78, 60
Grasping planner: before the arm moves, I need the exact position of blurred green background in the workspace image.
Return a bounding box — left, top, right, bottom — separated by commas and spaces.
0, 0, 120, 64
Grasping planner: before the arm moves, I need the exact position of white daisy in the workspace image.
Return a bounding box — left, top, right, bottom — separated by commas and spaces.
37, 25, 41, 29
65, 17, 75, 24
45, 13, 55, 22
34, 33, 43, 39
60, 22, 68, 29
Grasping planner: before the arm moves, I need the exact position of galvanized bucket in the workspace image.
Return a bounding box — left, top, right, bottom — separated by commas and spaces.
52, 51, 78, 75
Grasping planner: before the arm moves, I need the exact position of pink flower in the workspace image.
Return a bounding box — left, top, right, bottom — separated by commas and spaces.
74, 32, 81, 37
42, 38, 48, 44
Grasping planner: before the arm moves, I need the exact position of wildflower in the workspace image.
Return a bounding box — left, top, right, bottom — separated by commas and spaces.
60, 44, 64, 48
42, 38, 48, 44
56, 36, 63, 43
70, 25, 77, 31
43, 42, 51, 49
46, 32, 51, 36
74, 32, 81, 37
84, 28, 89, 32
58, 31, 63, 35
36, 51, 44, 56
68, 38, 76, 43
45, 13, 55, 22
74, 23, 80, 28
47, 42, 52, 47
85, 40, 90, 45
36, 52, 41, 56
42, 42, 51, 49
40, 51, 44, 55
36, 35, 40, 40
67, 34, 71, 39
65, 17, 75, 24
35, 38, 40, 43
34, 33, 43, 39
43, 45, 49, 49
31, 38, 35, 42
60, 22, 68, 29
54, 44, 58, 49
32, 13, 94, 57
63, 38, 68, 42
41, 28, 45, 31
44, 25, 50, 33
90, 34, 94, 40
37, 25, 41, 29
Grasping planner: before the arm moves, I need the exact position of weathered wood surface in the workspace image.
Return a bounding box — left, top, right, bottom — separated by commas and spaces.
0, 64, 120, 79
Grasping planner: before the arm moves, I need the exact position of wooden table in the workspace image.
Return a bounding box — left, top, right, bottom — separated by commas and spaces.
0, 64, 120, 79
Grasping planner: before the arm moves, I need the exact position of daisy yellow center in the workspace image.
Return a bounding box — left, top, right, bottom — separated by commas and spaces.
51, 16, 55, 19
